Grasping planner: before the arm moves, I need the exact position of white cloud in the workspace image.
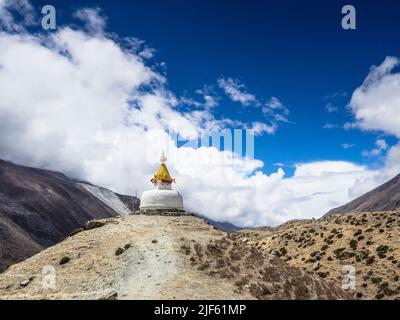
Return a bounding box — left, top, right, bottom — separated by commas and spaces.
1, 5, 400, 228
342, 143, 355, 150
273, 163, 284, 167
262, 97, 290, 123
349, 56, 400, 137
343, 122, 358, 130
325, 103, 338, 113
123, 37, 155, 60
248, 121, 277, 136
323, 122, 339, 129
74, 7, 107, 34
0, 0, 35, 31
217, 77, 256, 106
362, 138, 388, 157
322, 91, 347, 113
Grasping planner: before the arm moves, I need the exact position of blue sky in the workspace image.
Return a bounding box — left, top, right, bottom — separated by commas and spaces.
2, 0, 400, 225
29, 0, 400, 176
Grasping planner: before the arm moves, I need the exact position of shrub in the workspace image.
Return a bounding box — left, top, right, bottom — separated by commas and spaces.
317, 271, 329, 278
375, 293, 384, 300
371, 277, 382, 284
376, 245, 389, 253
279, 247, 288, 256
354, 230, 362, 237
181, 245, 191, 255
366, 256, 375, 265
310, 251, 320, 257
198, 261, 210, 270
349, 239, 358, 250
115, 247, 124, 256
59, 256, 70, 265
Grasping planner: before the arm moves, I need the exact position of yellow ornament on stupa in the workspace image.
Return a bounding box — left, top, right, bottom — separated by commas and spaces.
152, 151, 174, 184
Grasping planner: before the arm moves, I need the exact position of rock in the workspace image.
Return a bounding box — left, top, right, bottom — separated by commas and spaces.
60, 256, 71, 265
69, 228, 84, 237
99, 292, 118, 300
124, 243, 132, 250
85, 220, 106, 230
20, 276, 34, 288
312, 262, 320, 271
115, 247, 124, 256
152, 239, 158, 244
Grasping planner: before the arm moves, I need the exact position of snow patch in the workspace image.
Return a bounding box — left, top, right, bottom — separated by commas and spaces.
79, 183, 131, 216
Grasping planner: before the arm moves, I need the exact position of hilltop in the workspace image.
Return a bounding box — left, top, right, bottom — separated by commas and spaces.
0, 214, 351, 300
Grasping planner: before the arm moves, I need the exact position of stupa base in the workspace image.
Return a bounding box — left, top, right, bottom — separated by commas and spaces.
132, 208, 189, 216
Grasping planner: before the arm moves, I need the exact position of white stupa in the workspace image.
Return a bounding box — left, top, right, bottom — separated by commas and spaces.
139, 151, 184, 211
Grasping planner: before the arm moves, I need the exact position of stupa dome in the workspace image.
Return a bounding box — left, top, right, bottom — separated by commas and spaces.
140, 189, 183, 210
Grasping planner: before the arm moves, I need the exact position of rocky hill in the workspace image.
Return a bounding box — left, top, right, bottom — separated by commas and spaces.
233, 211, 400, 300
0, 159, 139, 272
325, 174, 400, 216
0, 214, 352, 300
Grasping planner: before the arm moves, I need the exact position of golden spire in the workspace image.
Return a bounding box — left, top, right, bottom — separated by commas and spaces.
151, 151, 174, 184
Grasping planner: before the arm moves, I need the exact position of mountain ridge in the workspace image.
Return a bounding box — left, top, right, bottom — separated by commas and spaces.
0, 159, 139, 272
325, 173, 400, 216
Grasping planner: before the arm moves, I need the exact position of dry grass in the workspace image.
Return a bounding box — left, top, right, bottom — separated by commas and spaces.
181, 235, 352, 300
233, 211, 400, 300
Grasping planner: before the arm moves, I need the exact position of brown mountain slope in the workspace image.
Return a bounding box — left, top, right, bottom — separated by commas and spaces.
233, 211, 400, 300
0, 215, 352, 300
325, 174, 400, 216
0, 159, 138, 272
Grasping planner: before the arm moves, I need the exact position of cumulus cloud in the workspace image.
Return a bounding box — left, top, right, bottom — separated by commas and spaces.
349, 56, 400, 137
1, 5, 399, 227
343, 56, 400, 197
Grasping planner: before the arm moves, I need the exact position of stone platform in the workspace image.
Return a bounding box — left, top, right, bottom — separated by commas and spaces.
131, 208, 191, 216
